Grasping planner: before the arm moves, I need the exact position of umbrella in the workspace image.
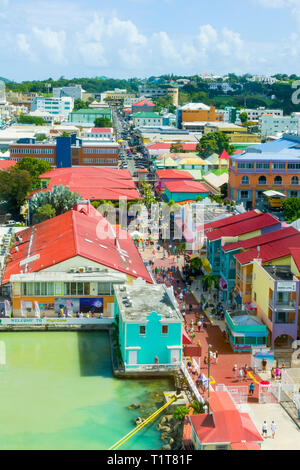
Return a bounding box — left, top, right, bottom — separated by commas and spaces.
130, 230, 144, 239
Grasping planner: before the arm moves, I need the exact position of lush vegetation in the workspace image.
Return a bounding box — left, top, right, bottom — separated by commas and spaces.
32, 203, 56, 224
18, 115, 46, 125
15, 157, 52, 189
30, 185, 83, 222
196, 132, 234, 158
282, 197, 300, 223
0, 168, 33, 217
94, 117, 113, 128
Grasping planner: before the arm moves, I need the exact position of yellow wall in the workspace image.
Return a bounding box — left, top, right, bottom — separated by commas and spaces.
252, 261, 274, 331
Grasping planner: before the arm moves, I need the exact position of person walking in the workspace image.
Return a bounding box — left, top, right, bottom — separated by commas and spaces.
197, 319, 202, 332
238, 367, 243, 382
215, 350, 218, 364
243, 366, 248, 381
271, 421, 277, 439
262, 357, 267, 373
249, 382, 255, 396
262, 421, 268, 438
233, 364, 237, 379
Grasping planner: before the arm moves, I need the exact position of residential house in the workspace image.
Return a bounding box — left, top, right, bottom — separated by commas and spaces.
132, 99, 155, 114
114, 282, 183, 374
133, 112, 163, 127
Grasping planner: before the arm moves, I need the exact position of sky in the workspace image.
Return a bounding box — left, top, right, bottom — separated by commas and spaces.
1, 0, 300, 81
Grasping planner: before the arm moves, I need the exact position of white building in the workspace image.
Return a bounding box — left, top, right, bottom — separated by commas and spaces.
259, 114, 300, 138
28, 110, 54, 125
237, 107, 283, 123
247, 76, 277, 85
53, 85, 83, 101
84, 127, 114, 140
31, 96, 74, 118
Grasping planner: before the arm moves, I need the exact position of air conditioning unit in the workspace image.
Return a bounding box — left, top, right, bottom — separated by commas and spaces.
78, 267, 86, 273
94, 267, 101, 272
87, 266, 93, 273
69, 267, 76, 273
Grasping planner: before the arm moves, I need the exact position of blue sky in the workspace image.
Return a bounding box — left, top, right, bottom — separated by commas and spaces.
1, 0, 300, 81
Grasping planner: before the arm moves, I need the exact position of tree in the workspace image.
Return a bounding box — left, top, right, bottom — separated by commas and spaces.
202, 274, 219, 290
15, 157, 52, 189
189, 401, 204, 415
173, 406, 189, 422
94, 117, 113, 128
170, 142, 184, 153
239, 112, 248, 126
30, 185, 83, 220
282, 197, 300, 223
74, 99, 89, 111
189, 257, 203, 272
196, 132, 234, 158
18, 115, 45, 125
36, 134, 47, 142
0, 168, 33, 216
32, 204, 56, 224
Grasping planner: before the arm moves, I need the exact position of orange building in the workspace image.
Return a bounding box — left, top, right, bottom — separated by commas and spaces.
177, 103, 223, 129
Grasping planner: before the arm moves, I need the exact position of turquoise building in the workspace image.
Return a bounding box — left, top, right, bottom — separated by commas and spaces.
225, 311, 268, 352
114, 282, 183, 373
68, 108, 111, 124
164, 180, 210, 203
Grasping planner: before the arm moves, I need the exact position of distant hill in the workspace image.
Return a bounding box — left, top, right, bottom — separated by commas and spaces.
0, 77, 12, 83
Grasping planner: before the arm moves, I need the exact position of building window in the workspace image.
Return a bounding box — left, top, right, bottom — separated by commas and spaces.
273, 163, 285, 169
258, 175, 266, 185
291, 176, 299, 185
291, 190, 298, 197
240, 191, 249, 199
256, 163, 269, 169
162, 325, 169, 335
139, 325, 146, 335
97, 282, 111, 295
274, 175, 282, 185
241, 176, 249, 185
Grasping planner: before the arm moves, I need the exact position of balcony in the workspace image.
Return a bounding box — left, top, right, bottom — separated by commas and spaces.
274, 312, 296, 324
269, 300, 297, 311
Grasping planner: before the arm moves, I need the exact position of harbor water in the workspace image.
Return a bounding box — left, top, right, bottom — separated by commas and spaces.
0, 331, 171, 450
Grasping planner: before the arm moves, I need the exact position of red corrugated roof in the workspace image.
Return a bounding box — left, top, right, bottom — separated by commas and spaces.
190, 391, 262, 445
133, 99, 155, 107
0, 160, 17, 170
165, 180, 209, 193
235, 232, 300, 265
91, 128, 112, 133
156, 170, 194, 180
204, 210, 261, 231
2, 205, 152, 285
223, 226, 297, 252
38, 167, 140, 201
207, 213, 279, 241
231, 442, 261, 450
290, 247, 300, 272
147, 143, 198, 151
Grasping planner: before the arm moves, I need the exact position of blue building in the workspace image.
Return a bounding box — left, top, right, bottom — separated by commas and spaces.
114, 282, 183, 374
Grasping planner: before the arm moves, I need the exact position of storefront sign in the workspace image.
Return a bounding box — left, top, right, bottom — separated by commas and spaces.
277, 281, 296, 292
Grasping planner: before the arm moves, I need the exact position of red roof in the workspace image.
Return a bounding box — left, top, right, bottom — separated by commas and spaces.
0, 160, 17, 170
290, 247, 300, 272
133, 99, 155, 107
204, 210, 261, 232
2, 205, 152, 285
189, 391, 262, 445
91, 128, 113, 133
38, 167, 140, 201
147, 143, 198, 151
223, 226, 297, 252
207, 213, 279, 241
164, 180, 209, 194
219, 150, 230, 160
235, 231, 300, 265
231, 442, 261, 450
156, 170, 194, 180
233, 149, 243, 155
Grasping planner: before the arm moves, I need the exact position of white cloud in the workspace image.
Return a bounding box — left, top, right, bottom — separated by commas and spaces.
32, 27, 66, 64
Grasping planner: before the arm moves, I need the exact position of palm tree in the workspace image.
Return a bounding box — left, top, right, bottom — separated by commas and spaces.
202, 273, 219, 290
189, 401, 204, 415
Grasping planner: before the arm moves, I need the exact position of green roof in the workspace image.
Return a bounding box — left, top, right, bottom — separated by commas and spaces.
71, 109, 111, 115
133, 112, 161, 118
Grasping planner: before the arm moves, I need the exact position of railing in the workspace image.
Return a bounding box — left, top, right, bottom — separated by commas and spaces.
181, 361, 204, 403
124, 363, 179, 372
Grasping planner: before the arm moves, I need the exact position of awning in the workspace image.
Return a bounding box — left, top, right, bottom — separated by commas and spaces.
219, 277, 228, 290
263, 190, 286, 198
182, 329, 192, 345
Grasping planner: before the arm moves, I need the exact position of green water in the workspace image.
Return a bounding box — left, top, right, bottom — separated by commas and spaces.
0, 332, 171, 450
